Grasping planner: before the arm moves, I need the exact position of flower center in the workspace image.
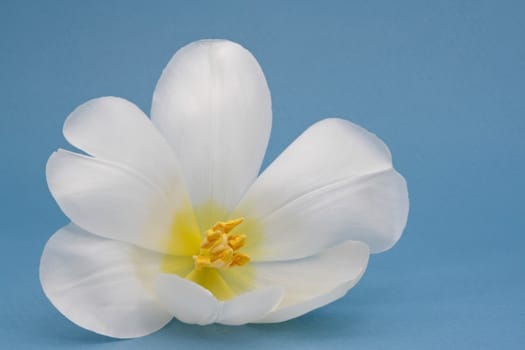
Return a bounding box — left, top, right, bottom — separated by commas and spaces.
192, 217, 250, 270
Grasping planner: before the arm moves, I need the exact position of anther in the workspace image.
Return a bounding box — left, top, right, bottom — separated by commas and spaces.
193, 218, 250, 270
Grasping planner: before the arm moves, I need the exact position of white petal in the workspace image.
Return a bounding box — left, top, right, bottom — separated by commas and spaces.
233, 118, 409, 260
63, 97, 187, 199
155, 274, 283, 325
155, 273, 219, 325
257, 279, 357, 323
39, 224, 172, 338
217, 286, 283, 325
251, 241, 369, 323
47, 149, 200, 255
151, 39, 272, 221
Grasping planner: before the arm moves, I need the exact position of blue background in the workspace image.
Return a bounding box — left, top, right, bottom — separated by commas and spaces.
1, 0, 524, 349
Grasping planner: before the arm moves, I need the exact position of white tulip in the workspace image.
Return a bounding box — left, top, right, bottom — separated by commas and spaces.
40, 39, 409, 338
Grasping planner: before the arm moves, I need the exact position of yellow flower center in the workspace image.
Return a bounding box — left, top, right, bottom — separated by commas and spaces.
193, 218, 250, 270
158, 202, 262, 300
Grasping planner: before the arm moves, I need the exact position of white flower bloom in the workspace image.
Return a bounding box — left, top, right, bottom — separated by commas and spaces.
40, 39, 409, 338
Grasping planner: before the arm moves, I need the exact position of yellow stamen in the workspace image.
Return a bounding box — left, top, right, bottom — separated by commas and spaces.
193, 218, 250, 270
231, 253, 250, 267
212, 217, 244, 233
228, 234, 246, 250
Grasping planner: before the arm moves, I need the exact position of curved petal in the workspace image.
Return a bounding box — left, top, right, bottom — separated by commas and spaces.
155, 273, 283, 325
155, 273, 219, 325
151, 39, 272, 223
233, 118, 409, 260
217, 286, 283, 325
257, 279, 358, 323
39, 224, 172, 338
251, 240, 369, 323
63, 96, 188, 200
46, 149, 201, 255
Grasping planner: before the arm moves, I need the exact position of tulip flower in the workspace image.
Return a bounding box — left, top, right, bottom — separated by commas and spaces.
40, 39, 409, 338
